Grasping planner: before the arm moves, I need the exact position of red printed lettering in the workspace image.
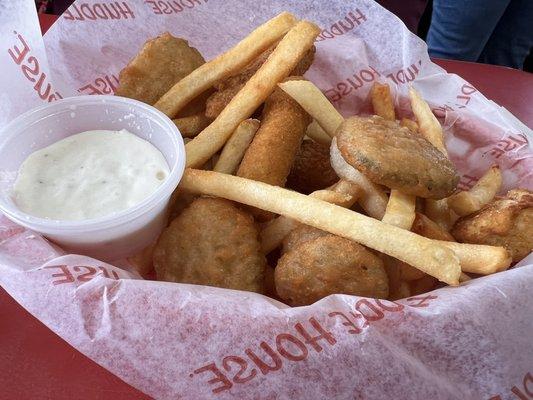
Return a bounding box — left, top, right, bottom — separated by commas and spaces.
78, 74, 119, 95
145, 0, 208, 15
80, 4, 97, 20
354, 299, 384, 322
44, 265, 75, 285
316, 9, 367, 41
294, 317, 336, 353
329, 311, 362, 334
21, 56, 39, 83
488, 372, 533, 400
7, 33, 30, 64
64, 2, 135, 21
386, 61, 421, 85
97, 266, 120, 279
275, 334, 308, 361
8, 32, 62, 102
193, 363, 232, 394
245, 342, 282, 375
73, 265, 97, 282
34, 73, 52, 100
405, 294, 438, 308
221, 356, 257, 384
375, 299, 404, 312
326, 66, 381, 103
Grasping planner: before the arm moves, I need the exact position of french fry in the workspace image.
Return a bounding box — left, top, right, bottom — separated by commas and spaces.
154, 12, 297, 117
180, 169, 462, 285
370, 82, 395, 121
400, 118, 418, 133
173, 113, 212, 138
382, 190, 416, 230
437, 241, 511, 274
213, 119, 259, 174
185, 21, 320, 168
278, 79, 343, 137
279, 79, 388, 218
447, 166, 502, 216
398, 211, 453, 281
306, 120, 332, 145
370, 82, 417, 230
260, 188, 355, 254
408, 86, 447, 155
412, 212, 455, 241
331, 179, 362, 198
331, 137, 388, 219
425, 198, 457, 231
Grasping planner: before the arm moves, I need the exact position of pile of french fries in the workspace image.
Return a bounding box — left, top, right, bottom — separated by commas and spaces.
128, 12, 520, 302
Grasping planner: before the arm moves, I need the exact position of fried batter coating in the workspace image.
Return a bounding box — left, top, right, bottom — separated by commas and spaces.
275, 235, 389, 305
154, 197, 266, 292
336, 116, 458, 199
282, 224, 328, 254
205, 45, 315, 118
286, 139, 338, 194
451, 189, 533, 262
116, 33, 204, 105
237, 83, 311, 221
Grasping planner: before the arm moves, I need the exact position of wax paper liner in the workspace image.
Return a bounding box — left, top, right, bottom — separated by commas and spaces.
1, 0, 532, 399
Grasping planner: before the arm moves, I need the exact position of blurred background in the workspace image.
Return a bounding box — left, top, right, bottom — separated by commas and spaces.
35, 0, 532, 72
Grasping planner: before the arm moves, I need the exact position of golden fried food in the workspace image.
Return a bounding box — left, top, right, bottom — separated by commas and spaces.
237, 82, 311, 220
205, 46, 315, 118
154, 197, 266, 292
451, 189, 533, 262
335, 116, 459, 198
286, 139, 338, 194
116, 33, 204, 105
282, 224, 328, 254
172, 113, 212, 138
185, 21, 320, 168
275, 235, 389, 306
127, 242, 155, 277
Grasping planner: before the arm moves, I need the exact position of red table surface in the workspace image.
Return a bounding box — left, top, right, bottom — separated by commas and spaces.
1, 14, 532, 400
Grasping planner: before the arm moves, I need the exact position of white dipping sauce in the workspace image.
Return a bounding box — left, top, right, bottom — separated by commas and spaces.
13, 129, 169, 220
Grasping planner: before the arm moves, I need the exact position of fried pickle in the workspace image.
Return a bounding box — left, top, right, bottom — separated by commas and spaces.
116, 33, 204, 105
335, 116, 458, 198
275, 235, 389, 306
154, 197, 266, 292
451, 189, 533, 262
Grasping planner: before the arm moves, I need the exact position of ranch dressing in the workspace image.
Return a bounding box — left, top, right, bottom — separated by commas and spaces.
12, 129, 169, 220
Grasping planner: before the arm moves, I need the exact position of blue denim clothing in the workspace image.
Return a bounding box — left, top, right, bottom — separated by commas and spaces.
427, 0, 533, 69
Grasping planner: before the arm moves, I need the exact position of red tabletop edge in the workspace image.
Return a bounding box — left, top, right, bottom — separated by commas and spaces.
0, 12, 531, 400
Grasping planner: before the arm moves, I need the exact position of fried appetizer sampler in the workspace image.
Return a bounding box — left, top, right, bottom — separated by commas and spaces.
205, 46, 315, 119
154, 197, 266, 293
276, 234, 389, 306
237, 84, 311, 220
282, 224, 328, 254
286, 139, 338, 194
335, 116, 459, 198
116, 33, 204, 105
451, 189, 533, 262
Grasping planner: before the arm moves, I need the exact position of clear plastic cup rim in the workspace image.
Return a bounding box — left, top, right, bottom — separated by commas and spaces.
0, 95, 185, 233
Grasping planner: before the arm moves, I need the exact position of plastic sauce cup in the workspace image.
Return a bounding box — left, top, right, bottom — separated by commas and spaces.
0, 95, 185, 261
